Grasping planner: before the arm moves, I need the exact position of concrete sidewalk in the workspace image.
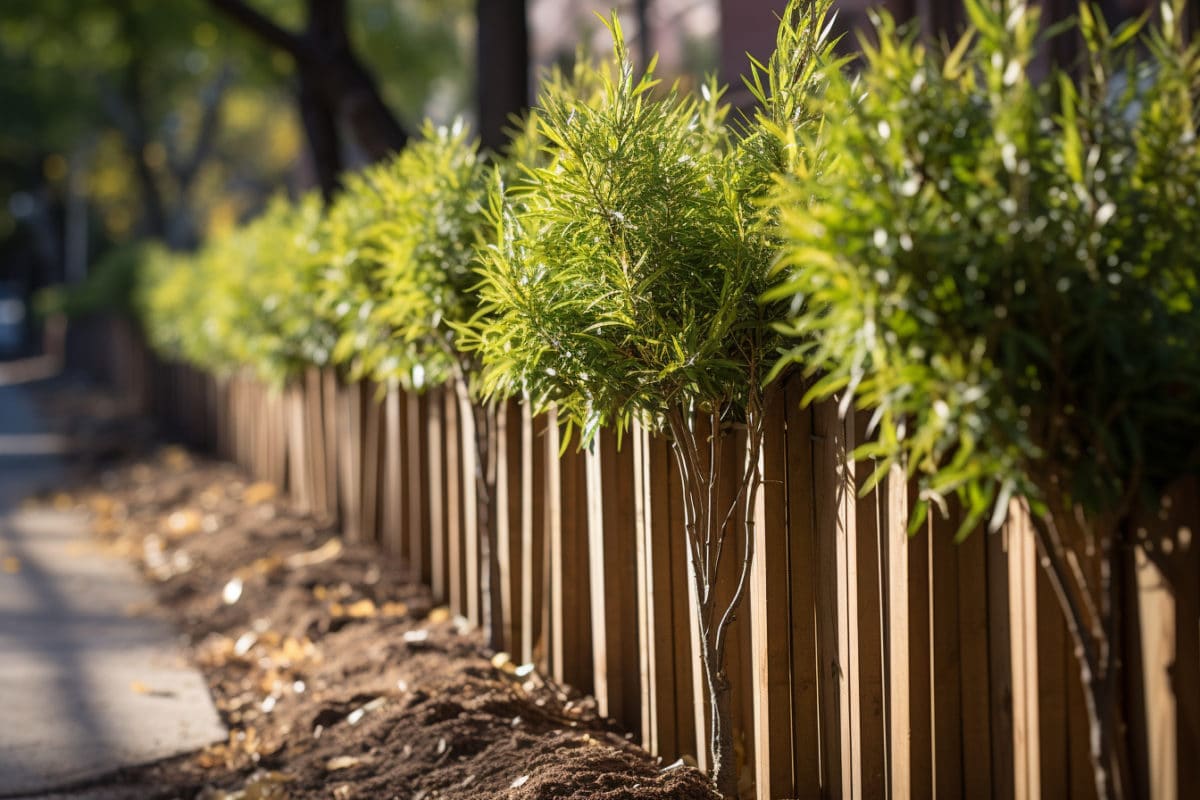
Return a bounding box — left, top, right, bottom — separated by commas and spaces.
0, 371, 225, 796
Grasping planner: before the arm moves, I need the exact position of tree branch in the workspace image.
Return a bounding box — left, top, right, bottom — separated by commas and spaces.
205, 0, 305, 58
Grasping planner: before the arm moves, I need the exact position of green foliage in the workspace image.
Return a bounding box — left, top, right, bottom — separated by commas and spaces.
462, 0, 839, 440
772, 0, 1200, 535
35, 244, 144, 320
321, 120, 489, 390
136, 193, 334, 384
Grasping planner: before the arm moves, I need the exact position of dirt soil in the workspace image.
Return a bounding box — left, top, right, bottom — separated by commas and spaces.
28, 442, 717, 800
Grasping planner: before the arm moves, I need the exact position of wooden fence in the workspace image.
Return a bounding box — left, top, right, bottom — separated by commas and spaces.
115, 337, 1197, 799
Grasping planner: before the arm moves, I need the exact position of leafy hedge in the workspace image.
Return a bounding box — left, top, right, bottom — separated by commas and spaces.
123, 0, 1198, 568
119, 3, 1198, 796
772, 0, 1200, 534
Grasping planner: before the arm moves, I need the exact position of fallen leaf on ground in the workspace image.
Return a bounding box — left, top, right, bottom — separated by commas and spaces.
427, 606, 451, 623
381, 601, 408, 617
345, 598, 376, 618
324, 755, 362, 771
285, 538, 342, 568
165, 508, 201, 536
3, 556, 20, 574
243, 482, 277, 505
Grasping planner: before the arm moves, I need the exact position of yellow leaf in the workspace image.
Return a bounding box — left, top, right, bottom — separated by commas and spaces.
2, 556, 20, 574
242, 482, 277, 505
346, 599, 377, 618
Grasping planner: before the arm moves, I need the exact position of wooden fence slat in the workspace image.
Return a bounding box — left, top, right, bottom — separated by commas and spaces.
454, 388, 481, 628
361, 383, 382, 545
321, 368, 341, 524
304, 368, 328, 519
520, 405, 548, 667
749, 385, 794, 797
546, 409, 594, 693
495, 398, 524, 653
634, 421, 674, 754
1168, 480, 1200, 798
853, 409, 888, 798
887, 465, 911, 800
444, 386, 467, 618
1008, 501, 1041, 800
407, 390, 432, 585
783, 378, 822, 792
381, 386, 405, 556
811, 397, 859, 799
957, 522, 994, 800
1036, 552, 1069, 800
988, 508, 1016, 800
426, 389, 447, 604
928, 503, 964, 798
1135, 544, 1176, 800
585, 428, 641, 733
665, 431, 700, 763
337, 380, 364, 543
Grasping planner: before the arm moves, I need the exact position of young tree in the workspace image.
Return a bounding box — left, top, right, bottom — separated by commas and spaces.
461, 3, 838, 794
772, 2, 1200, 797
319, 121, 512, 643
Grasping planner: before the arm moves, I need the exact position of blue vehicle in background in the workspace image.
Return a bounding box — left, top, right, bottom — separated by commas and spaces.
0, 281, 28, 358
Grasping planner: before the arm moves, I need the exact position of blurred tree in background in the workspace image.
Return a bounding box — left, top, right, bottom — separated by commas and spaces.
0, 0, 472, 300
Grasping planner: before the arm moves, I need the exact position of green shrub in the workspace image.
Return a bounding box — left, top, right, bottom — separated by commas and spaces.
35, 243, 144, 320
321, 120, 489, 390
461, 3, 837, 794
774, 0, 1200, 534
772, 2, 1200, 796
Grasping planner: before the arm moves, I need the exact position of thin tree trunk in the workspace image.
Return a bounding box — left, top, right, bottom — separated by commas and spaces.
476, 0, 530, 151
667, 389, 765, 800
1028, 511, 1128, 800
297, 75, 343, 200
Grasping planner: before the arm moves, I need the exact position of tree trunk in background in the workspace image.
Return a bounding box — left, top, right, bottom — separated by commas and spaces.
206, 0, 410, 197
476, 0, 529, 152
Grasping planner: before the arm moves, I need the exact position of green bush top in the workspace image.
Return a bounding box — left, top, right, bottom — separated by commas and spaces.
461, 0, 838, 440
773, 0, 1200, 534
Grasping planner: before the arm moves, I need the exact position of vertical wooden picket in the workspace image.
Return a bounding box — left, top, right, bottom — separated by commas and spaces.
444, 386, 467, 618
380, 386, 405, 557
749, 385, 794, 796
407, 390, 432, 585
633, 420, 677, 755
495, 398, 524, 654
1008, 501, 1042, 800
546, 409, 594, 694
426, 388, 448, 604
853, 410, 888, 798
811, 397, 858, 799
519, 405, 548, 666
886, 464, 912, 800
584, 427, 641, 734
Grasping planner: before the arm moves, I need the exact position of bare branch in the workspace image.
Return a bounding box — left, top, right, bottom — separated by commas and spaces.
205, 0, 304, 58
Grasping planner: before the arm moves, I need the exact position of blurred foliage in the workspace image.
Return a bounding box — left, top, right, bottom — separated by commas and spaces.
772, 0, 1200, 534
459, 1, 839, 442
136, 193, 334, 384
34, 243, 143, 319
0, 0, 471, 257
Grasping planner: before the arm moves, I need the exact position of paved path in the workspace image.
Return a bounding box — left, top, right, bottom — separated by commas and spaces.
0, 367, 225, 796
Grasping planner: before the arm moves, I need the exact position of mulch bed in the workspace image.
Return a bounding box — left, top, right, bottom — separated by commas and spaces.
34, 445, 716, 800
